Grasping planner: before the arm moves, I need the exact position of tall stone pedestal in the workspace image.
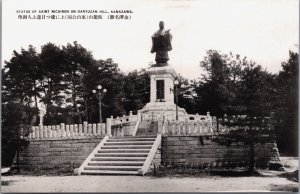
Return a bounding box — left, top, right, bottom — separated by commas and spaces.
138, 66, 187, 121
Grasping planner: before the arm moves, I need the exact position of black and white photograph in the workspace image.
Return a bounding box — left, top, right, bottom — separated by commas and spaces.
1, 0, 299, 192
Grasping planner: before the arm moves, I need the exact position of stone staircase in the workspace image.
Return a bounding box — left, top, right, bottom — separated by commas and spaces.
78, 135, 160, 175
136, 121, 158, 136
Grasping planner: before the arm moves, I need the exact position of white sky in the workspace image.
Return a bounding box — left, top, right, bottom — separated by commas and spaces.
2, 0, 299, 80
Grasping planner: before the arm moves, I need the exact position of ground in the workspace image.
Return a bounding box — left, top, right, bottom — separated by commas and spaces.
1, 174, 298, 192
1, 157, 298, 192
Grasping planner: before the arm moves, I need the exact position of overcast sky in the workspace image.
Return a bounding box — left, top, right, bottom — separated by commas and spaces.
2, 0, 299, 79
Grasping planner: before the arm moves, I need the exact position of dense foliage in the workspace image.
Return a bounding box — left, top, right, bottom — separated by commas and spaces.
1, 43, 298, 166
191, 50, 298, 157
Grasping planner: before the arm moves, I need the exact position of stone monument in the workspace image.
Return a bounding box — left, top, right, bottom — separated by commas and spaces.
138, 21, 187, 121
151, 21, 172, 66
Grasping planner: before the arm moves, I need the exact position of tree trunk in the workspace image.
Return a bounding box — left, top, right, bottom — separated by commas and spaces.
16, 131, 20, 173
34, 89, 39, 126
34, 94, 38, 109
217, 116, 219, 132
248, 142, 255, 175
84, 97, 88, 122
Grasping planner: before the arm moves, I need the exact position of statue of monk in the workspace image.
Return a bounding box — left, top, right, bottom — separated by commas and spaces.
151, 21, 172, 66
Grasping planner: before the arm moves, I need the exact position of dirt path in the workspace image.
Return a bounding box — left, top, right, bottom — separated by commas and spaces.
1, 175, 297, 192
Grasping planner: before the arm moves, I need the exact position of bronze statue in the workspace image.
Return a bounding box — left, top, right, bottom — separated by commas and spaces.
151, 21, 172, 66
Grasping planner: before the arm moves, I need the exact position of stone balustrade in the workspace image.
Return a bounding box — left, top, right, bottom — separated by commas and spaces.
27, 111, 216, 138
161, 112, 213, 136
27, 121, 106, 139
162, 119, 213, 136
108, 111, 139, 136
140, 111, 212, 122
110, 111, 138, 126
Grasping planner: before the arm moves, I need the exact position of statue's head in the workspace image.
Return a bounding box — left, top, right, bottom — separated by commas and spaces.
159, 21, 164, 30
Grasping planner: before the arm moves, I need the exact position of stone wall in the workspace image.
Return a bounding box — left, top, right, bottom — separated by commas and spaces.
150, 144, 162, 170
16, 136, 103, 172
161, 136, 279, 168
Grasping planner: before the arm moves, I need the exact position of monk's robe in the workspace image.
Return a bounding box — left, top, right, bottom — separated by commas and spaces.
151, 29, 172, 64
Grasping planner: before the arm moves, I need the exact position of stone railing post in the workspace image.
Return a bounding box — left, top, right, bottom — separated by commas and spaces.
101, 123, 105, 135
199, 120, 204, 134
70, 125, 74, 137
39, 125, 43, 138
137, 111, 141, 121
43, 126, 48, 138
180, 122, 185, 135
207, 112, 212, 129
97, 123, 101, 135
78, 124, 83, 136
73, 124, 78, 136
206, 111, 210, 116
61, 123, 66, 137
171, 121, 176, 135
92, 124, 97, 135
66, 125, 70, 137
87, 124, 92, 136
35, 126, 39, 138
48, 126, 53, 138
187, 122, 192, 135
52, 125, 57, 138
83, 121, 88, 135
106, 118, 112, 136
39, 111, 44, 126
57, 125, 61, 137
212, 117, 217, 132
29, 127, 33, 138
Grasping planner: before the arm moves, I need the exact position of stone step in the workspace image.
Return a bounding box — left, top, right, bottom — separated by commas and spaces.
81, 170, 138, 175
92, 156, 147, 161
98, 149, 150, 153
78, 135, 158, 176
138, 124, 151, 128
101, 145, 152, 149
84, 166, 141, 171
107, 138, 156, 142
110, 135, 156, 139
104, 141, 154, 145
95, 153, 149, 157
88, 161, 144, 166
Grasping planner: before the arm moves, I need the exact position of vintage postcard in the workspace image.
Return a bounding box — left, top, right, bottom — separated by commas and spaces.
1, 0, 299, 192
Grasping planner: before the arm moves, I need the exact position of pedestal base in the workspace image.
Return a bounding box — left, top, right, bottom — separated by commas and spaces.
139, 65, 188, 122
139, 102, 187, 121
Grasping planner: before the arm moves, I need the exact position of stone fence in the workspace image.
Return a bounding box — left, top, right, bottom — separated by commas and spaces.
120, 111, 212, 123
27, 111, 215, 139
27, 122, 106, 139
107, 111, 214, 137
162, 119, 214, 136
27, 111, 139, 139
140, 111, 212, 122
